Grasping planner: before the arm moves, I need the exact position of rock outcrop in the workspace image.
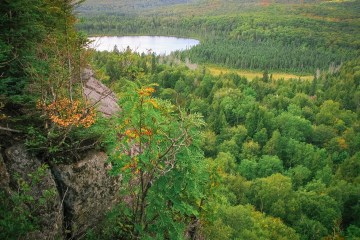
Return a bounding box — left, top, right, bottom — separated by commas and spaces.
1, 145, 121, 239
3, 144, 63, 239
0, 71, 122, 239
52, 151, 121, 238
83, 68, 120, 117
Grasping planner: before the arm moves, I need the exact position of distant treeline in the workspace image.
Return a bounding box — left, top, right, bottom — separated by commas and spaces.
76, 0, 199, 15
78, 1, 359, 73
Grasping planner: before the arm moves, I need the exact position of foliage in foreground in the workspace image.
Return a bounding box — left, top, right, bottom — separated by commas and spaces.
0, 165, 58, 239
90, 49, 360, 239
88, 82, 211, 239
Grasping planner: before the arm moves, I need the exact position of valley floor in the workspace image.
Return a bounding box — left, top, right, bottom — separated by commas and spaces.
206, 65, 314, 81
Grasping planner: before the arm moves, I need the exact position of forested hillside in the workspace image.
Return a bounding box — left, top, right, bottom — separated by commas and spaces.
1, 0, 359, 239
79, 0, 359, 238
77, 0, 360, 73
0, 1, 211, 239
77, 0, 202, 15
87, 47, 360, 239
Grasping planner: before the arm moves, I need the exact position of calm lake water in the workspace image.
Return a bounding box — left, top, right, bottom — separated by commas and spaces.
88, 36, 200, 55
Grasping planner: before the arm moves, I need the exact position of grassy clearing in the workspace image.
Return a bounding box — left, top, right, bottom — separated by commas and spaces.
207, 66, 313, 81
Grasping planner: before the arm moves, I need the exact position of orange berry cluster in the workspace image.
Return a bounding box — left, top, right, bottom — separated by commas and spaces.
37, 98, 96, 128
138, 87, 156, 96
124, 127, 153, 139
145, 98, 159, 109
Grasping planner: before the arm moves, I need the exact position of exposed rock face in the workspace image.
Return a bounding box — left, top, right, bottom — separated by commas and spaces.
83, 68, 120, 117
52, 151, 121, 238
4, 144, 63, 239
1, 145, 121, 239
1, 72, 122, 239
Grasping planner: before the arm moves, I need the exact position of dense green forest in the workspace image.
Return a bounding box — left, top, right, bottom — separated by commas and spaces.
77, 0, 360, 73
87, 47, 360, 239
1, 0, 360, 239
77, 0, 202, 15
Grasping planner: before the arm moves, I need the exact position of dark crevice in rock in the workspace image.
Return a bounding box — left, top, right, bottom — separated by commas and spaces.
48, 162, 71, 239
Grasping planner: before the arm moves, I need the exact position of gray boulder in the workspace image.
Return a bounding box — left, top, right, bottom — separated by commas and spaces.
4, 144, 63, 239
83, 68, 120, 117
52, 151, 121, 238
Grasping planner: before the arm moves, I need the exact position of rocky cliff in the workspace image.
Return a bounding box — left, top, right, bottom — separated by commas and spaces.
53, 151, 121, 238
1, 144, 63, 239
0, 75, 121, 239
83, 68, 120, 117
0, 145, 121, 239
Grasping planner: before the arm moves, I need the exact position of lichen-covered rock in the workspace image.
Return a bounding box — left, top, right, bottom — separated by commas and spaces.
52, 151, 121, 238
4, 144, 63, 239
83, 68, 120, 117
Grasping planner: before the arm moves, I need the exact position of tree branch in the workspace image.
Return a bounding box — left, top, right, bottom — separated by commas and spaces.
0, 126, 21, 133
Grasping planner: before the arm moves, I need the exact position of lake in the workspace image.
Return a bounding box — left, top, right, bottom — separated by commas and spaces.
88, 36, 200, 55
